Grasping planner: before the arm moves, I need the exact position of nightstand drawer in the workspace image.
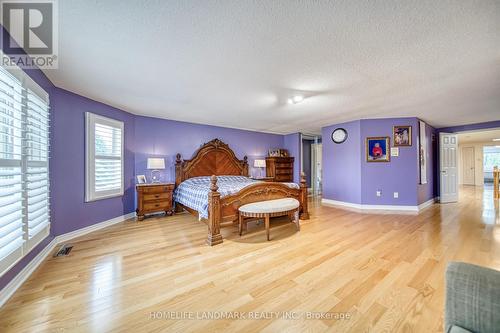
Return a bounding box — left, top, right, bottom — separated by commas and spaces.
144, 192, 170, 201
141, 185, 173, 194
144, 200, 171, 211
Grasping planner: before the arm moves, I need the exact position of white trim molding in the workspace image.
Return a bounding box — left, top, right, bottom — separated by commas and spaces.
0, 237, 58, 309
417, 198, 437, 211
321, 198, 437, 213
0, 212, 136, 308
55, 212, 136, 245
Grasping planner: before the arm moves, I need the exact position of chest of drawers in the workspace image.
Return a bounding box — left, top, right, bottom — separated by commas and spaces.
265, 157, 294, 182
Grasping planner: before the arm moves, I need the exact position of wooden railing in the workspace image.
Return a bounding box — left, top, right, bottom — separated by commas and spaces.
494, 166, 499, 199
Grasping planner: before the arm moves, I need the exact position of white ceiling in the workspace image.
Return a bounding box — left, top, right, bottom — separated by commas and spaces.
44, 0, 500, 134
458, 128, 500, 144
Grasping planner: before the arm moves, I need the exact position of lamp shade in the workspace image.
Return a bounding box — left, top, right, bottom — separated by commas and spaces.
253, 159, 266, 168
147, 158, 165, 170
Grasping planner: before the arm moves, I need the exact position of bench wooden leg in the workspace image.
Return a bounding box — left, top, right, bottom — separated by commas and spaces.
294, 210, 300, 231
239, 214, 243, 236
265, 215, 270, 241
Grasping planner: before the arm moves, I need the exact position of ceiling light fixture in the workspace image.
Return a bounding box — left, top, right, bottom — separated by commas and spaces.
492, 138, 500, 141
288, 95, 304, 104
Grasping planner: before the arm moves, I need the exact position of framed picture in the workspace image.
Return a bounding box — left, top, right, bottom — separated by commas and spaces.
366, 137, 390, 162
268, 148, 280, 157
419, 120, 427, 184
393, 125, 412, 146
136, 175, 147, 184
279, 149, 289, 157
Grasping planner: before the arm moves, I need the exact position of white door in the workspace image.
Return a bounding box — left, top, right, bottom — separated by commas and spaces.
462, 147, 475, 185
440, 133, 459, 203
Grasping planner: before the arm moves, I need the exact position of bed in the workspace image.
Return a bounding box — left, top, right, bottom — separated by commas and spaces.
174, 138, 309, 246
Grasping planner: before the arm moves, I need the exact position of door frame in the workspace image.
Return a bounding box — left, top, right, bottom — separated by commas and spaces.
301, 134, 321, 194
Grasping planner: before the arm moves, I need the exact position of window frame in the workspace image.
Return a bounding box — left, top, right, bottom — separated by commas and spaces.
0, 64, 50, 277
483, 149, 500, 172
85, 112, 124, 202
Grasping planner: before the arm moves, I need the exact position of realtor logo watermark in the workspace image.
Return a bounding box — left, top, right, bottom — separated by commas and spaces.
0, 0, 58, 69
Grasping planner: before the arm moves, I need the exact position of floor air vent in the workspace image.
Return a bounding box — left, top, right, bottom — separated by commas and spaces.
54, 244, 73, 257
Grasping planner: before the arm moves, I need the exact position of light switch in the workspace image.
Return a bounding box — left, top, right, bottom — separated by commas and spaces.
376, 191, 381, 197
393, 192, 399, 198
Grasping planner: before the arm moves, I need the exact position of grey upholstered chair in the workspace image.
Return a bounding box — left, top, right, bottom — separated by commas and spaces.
445, 262, 500, 333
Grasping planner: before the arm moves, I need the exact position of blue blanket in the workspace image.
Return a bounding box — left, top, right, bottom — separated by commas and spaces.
173, 175, 299, 219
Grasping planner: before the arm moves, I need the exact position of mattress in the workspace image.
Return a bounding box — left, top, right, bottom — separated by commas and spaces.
173, 175, 299, 219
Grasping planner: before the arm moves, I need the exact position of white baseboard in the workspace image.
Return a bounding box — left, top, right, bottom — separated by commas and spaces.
0, 212, 136, 308
54, 212, 136, 245
0, 237, 58, 309
417, 198, 437, 211
321, 198, 437, 213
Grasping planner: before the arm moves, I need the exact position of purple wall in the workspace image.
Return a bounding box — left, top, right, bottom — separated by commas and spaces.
134, 116, 284, 181
322, 117, 436, 206
284, 133, 301, 183
322, 121, 362, 204
50, 88, 137, 235
360, 118, 419, 205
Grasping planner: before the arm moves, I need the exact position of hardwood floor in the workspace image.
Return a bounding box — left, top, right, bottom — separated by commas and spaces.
0, 186, 499, 332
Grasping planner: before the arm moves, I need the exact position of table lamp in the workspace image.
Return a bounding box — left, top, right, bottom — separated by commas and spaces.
253, 159, 266, 178
147, 158, 165, 183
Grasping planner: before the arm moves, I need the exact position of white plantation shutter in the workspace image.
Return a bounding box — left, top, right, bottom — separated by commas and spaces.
0, 67, 24, 274
26, 89, 50, 248
0, 65, 50, 276
85, 113, 124, 201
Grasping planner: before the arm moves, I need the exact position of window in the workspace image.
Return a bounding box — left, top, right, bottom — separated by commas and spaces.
85, 113, 124, 202
0, 66, 50, 276
483, 146, 500, 172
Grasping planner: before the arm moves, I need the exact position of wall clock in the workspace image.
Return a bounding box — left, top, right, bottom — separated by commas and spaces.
331, 128, 348, 144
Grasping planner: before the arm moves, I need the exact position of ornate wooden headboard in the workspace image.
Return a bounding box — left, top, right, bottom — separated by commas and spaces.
175, 138, 249, 186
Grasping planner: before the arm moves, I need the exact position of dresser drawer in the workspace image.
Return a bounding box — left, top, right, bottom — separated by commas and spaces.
143, 200, 171, 212
275, 169, 292, 175
274, 175, 292, 182
276, 163, 293, 168
144, 192, 171, 202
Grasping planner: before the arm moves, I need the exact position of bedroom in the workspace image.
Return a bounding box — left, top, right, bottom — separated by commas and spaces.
0, 1, 499, 332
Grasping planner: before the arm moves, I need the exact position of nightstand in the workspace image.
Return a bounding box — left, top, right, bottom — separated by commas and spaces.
136, 183, 174, 220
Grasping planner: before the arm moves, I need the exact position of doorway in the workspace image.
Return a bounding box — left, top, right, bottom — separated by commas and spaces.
450, 128, 500, 203
301, 134, 322, 196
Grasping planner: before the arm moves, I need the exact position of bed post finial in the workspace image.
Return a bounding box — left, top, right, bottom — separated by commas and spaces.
176, 153, 182, 164
207, 175, 222, 246
210, 175, 218, 192
242, 156, 249, 177
299, 172, 310, 220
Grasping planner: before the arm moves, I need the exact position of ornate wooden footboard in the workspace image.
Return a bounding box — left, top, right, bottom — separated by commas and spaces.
175, 138, 309, 246
206, 174, 309, 245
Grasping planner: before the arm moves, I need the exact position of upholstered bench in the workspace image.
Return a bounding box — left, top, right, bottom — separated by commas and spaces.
238, 198, 300, 241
